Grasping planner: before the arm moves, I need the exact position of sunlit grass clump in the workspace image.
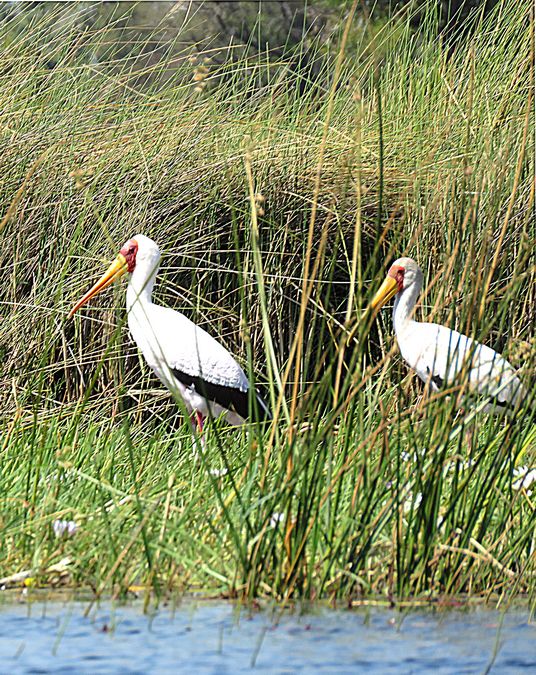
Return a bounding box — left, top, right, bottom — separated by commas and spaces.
0, 1, 534, 604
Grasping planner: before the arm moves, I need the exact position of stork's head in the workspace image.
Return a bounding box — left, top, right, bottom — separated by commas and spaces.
68, 233, 160, 317
122, 233, 161, 274
370, 257, 423, 311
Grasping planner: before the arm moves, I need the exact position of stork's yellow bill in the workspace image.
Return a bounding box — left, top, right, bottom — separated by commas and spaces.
369, 275, 399, 311
68, 253, 128, 317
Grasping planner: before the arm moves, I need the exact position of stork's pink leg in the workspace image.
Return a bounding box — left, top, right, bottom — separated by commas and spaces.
190, 410, 206, 456
195, 411, 205, 434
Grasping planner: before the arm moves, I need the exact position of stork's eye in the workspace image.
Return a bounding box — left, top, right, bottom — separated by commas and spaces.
395, 268, 405, 290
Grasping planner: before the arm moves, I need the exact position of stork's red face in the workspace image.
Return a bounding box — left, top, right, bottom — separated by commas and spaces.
387, 264, 405, 293
119, 239, 139, 273
68, 238, 138, 317
369, 262, 406, 311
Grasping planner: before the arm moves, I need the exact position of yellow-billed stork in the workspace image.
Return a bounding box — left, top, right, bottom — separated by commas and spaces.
69, 234, 270, 432
369, 257, 526, 413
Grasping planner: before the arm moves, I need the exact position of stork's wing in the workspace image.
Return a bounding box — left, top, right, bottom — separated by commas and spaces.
142, 304, 250, 390
400, 322, 524, 410
131, 303, 270, 421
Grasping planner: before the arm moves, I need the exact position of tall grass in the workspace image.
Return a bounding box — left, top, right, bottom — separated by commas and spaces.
0, 1, 534, 604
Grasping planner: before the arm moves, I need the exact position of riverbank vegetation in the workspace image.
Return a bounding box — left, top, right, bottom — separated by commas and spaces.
1, 0, 534, 605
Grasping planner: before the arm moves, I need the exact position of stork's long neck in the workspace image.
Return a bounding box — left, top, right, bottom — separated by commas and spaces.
392, 279, 421, 335
126, 261, 158, 316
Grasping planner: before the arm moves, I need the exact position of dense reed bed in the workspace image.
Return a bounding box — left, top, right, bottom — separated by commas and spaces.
1, 1, 534, 605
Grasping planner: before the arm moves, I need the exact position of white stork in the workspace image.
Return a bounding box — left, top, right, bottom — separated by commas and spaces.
369, 257, 526, 413
69, 234, 270, 432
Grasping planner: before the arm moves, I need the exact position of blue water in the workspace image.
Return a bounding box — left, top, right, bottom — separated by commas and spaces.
0, 599, 533, 673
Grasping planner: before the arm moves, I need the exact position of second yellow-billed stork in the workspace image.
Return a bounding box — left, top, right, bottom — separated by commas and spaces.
369, 257, 527, 414
69, 234, 270, 432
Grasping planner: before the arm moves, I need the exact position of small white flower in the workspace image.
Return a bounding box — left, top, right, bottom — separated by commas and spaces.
209, 468, 228, 478
52, 519, 78, 539
512, 466, 536, 493
269, 512, 285, 528
445, 457, 475, 475
461, 458, 476, 470
403, 492, 422, 514
401, 451, 410, 462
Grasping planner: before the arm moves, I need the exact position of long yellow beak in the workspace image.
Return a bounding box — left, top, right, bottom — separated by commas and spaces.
369, 275, 398, 312
68, 254, 128, 317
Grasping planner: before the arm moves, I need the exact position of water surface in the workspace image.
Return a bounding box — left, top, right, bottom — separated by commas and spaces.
0, 598, 533, 673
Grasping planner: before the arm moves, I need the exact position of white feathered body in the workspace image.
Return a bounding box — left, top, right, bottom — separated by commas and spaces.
391, 266, 525, 414
128, 299, 249, 423
396, 320, 524, 413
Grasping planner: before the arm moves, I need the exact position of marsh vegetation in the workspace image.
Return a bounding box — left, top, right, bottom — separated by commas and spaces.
0, 0, 534, 604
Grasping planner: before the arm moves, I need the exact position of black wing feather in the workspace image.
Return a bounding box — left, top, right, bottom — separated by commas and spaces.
171, 368, 270, 422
